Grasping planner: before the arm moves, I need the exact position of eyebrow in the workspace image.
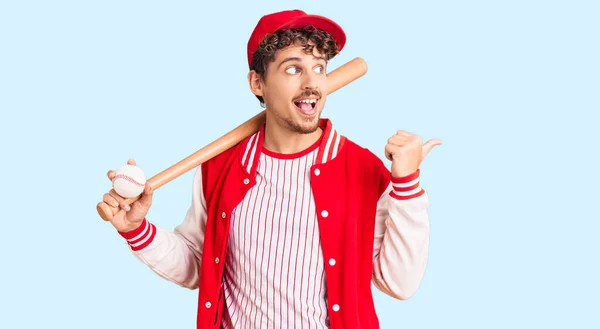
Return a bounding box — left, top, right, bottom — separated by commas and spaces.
278, 56, 326, 68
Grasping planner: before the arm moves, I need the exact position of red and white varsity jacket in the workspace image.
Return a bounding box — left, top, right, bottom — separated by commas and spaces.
119, 118, 431, 329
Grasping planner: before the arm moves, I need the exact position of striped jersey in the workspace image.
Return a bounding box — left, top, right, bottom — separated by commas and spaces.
221, 137, 329, 329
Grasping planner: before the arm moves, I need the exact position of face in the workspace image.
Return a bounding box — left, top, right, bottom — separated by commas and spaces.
249, 43, 328, 134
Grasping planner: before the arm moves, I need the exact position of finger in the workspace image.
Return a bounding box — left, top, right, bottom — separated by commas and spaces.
387, 135, 411, 146
127, 158, 136, 166
137, 183, 154, 208
99, 200, 121, 220
107, 170, 115, 181
101, 200, 120, 214
385, 144, 400, 161
109, 189, 131, 211
395, 130, 413, 137
103, 193, 120, 208
422, 139, 442, 158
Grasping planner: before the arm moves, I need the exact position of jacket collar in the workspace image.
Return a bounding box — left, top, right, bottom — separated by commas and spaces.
240, 118, 346, 175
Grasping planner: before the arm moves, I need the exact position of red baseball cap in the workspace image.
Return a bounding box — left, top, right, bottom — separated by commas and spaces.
247, 9, 346, 67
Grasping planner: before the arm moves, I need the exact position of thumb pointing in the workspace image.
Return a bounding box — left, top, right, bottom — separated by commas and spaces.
422, 139, 442, 158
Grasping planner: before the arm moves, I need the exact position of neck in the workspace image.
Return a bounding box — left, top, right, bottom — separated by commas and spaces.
262, 117, 323, 155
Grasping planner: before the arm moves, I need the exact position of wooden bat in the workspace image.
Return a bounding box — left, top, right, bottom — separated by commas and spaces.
97, 57, 368, 221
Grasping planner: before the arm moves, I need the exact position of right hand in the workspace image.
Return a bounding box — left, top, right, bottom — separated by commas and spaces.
102, 158, 154, 233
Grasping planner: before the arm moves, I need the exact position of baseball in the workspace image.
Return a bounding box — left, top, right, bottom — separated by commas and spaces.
112, 164, 147, 198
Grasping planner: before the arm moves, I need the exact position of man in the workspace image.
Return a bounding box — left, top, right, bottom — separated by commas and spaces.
101, 9, 441, 329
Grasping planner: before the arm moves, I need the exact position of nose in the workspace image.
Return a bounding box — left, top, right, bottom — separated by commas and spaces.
301, 70, 318, 91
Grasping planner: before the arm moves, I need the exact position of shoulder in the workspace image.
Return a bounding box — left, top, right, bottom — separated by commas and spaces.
202, 143, 243, 175
200, 131, 254, 181
343, 137, 387, 170
340, 135, 392, 195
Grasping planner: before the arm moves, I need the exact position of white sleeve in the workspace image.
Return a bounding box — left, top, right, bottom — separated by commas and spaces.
371, 169, 431, 300
118, 166, 208, 290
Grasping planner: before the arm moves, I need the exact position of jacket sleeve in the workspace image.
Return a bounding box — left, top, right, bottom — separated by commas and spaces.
117, 166, 208, 290
371, 169, 431, 300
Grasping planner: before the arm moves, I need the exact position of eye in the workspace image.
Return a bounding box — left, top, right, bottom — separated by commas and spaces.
314, 65, 325, 74
285, 66, 300, 74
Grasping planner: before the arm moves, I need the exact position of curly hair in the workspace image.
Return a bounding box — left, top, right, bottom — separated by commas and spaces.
249, 25, 340, 105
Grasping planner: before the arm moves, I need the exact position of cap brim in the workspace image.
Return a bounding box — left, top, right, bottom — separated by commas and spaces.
275, 14, 346, 52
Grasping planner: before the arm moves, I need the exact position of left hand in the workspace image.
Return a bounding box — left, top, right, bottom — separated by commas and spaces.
385, 130, 442, 177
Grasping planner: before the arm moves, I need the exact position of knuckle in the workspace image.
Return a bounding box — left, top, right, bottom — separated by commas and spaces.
109, 190, 125, 203
104, 201, 118, 210
103, 194, 118, 206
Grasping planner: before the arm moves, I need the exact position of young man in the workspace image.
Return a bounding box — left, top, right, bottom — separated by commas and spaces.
101, 9, 441, 329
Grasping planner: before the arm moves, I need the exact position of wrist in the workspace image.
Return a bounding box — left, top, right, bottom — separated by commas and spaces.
389, 169, 425, 200
391, 165, 418, 178
118, 218, 156, 251
116, 217, 145, 234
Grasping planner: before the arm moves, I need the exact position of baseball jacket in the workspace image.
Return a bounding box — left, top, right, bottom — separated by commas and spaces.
119, 118, 431, 329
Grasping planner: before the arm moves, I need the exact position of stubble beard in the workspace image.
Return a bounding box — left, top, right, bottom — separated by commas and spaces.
277, 111, 320, 134
289, 116, 320, 134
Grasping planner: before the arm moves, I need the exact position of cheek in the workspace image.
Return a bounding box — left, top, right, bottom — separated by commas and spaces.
317, 75, 328, 90
273, 80, 298, 101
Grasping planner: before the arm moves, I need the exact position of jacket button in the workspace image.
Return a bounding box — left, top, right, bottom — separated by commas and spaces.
333, 304, 340, 312
215, 257, 220, 264
244, 178, 250, 184
314, 168, 320, 176
329, 258, 336, 266
205, 302, 212, 308
321, 210, 328, 218
221, 212, 226, 218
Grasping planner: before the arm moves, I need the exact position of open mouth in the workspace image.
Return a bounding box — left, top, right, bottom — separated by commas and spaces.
293, 98, 318, 115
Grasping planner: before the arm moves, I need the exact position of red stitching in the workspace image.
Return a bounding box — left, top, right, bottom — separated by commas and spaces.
113, 174, 145, 187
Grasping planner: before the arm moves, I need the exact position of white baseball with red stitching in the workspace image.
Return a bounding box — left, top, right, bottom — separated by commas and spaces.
112, 164, 146, 198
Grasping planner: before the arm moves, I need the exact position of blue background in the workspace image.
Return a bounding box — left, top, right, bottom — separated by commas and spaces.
1, 0, 598, 328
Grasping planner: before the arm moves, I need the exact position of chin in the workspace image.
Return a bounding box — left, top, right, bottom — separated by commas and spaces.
298, 120, 321, 134
287, 117, 320, 134
286, 113, 321, 134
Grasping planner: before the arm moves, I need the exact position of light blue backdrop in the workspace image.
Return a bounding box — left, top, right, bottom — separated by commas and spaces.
1, 0, 598, 328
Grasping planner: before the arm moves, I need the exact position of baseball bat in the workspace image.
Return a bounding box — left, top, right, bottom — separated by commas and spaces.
97, 57, 368, 221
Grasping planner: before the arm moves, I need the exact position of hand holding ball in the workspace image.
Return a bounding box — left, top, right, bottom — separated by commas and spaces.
112, 164, 146, 198
98, 159, 154, 226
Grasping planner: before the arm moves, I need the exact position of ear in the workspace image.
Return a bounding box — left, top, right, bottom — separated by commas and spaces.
248, 70, 264, 97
